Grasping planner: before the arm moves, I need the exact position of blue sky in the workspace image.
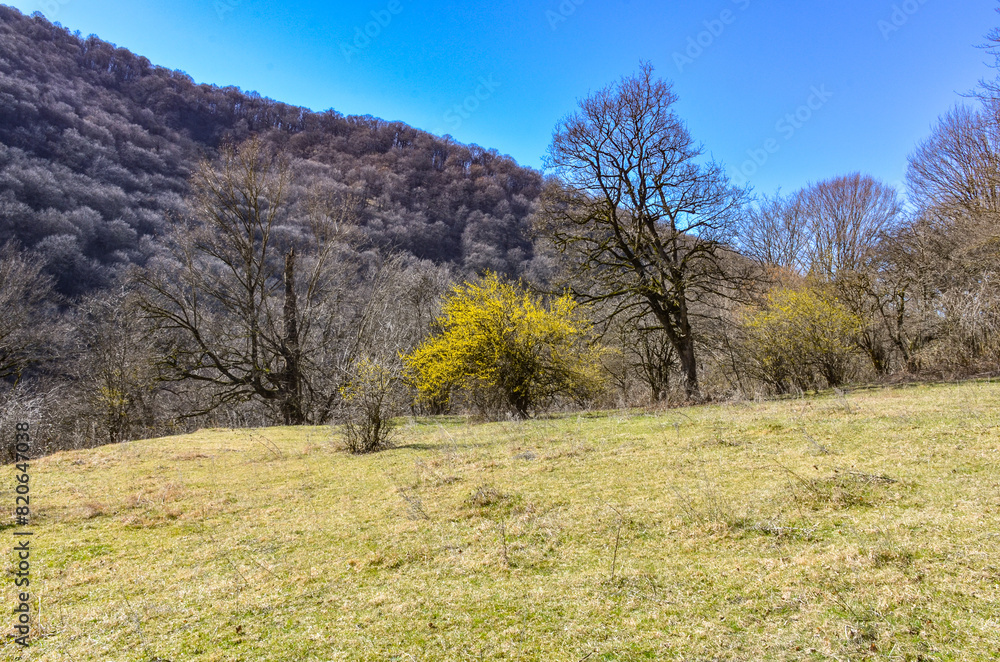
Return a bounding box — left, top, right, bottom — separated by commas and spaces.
8, 0, 997, 197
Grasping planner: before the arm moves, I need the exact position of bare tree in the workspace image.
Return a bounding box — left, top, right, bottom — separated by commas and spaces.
138, 137, 357, 424
738, 191, 809, 273
740, 175, 900, 281
617, 315, 677, 403
738, 175, 902, 375
976, 2, 1000, 103
907, 106, 1000, 224
337, 254, 420, 452
74, 288, 159, 444
0, 243, 57, 385
803, 175, 901, 374
540, 63, 748, 398
902, 101, 1000, 372
798, 173, 901, 280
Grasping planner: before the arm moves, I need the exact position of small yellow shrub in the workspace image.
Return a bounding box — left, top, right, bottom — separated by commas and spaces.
742, 286, 863, 391
403, 273, 605, 419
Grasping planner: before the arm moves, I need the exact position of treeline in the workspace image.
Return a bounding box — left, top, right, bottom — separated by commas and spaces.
2, 6, 1000, 457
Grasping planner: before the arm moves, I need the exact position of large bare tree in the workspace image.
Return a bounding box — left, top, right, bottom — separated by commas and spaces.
138, 137, 358, 424
539, 64, 747, 398
907, 106, 1000, 225
798, 173, 901, 280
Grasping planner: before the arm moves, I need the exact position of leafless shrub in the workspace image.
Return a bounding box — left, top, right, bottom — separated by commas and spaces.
340, 355, 403, 454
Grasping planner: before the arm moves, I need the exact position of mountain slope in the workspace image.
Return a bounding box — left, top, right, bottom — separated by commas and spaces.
0, 5, 542, 296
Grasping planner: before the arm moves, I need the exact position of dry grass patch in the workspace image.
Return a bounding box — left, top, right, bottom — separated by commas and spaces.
3, 385, 999, 660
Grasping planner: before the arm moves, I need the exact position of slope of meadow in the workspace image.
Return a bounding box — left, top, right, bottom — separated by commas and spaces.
4, 381, 1000, 660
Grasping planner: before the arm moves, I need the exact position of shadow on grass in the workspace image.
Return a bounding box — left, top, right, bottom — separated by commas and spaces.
392, 442, 440, 451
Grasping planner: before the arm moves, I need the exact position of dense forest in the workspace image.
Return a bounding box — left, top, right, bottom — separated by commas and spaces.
2, 3, 999, 459
0, 5, 541, 297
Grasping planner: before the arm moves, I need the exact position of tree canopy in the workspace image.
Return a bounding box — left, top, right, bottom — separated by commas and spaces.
540, 63, 748, 398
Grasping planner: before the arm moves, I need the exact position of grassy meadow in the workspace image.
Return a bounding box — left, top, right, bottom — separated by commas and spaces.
3, 381, 1000, 660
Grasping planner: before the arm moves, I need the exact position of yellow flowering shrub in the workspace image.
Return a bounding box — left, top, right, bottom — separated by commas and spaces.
403, 273, 605, 419
742, 286, 863, 391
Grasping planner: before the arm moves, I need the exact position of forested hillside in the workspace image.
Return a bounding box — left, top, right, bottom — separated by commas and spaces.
0, 5, 541, 296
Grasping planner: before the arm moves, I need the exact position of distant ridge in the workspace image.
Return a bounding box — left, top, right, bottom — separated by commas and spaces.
0, 5, 542, 296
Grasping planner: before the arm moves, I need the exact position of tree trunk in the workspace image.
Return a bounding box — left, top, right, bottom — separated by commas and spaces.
649, 299, 701, 401
280, 248, 304, 425
677, 337, 699, 400
864, 340, 890, 376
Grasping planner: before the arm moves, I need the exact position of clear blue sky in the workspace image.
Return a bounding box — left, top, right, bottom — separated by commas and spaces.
7, 0, 997, 197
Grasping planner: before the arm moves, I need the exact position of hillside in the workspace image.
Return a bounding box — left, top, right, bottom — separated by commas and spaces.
6, 382, 999, 660
0, 5, 542, 297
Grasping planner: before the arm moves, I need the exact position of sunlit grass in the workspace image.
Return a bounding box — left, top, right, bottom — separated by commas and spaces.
4, 381, 1000, 660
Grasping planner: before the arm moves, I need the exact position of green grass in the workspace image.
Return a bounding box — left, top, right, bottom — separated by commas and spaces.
4, 381, 1000, 660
